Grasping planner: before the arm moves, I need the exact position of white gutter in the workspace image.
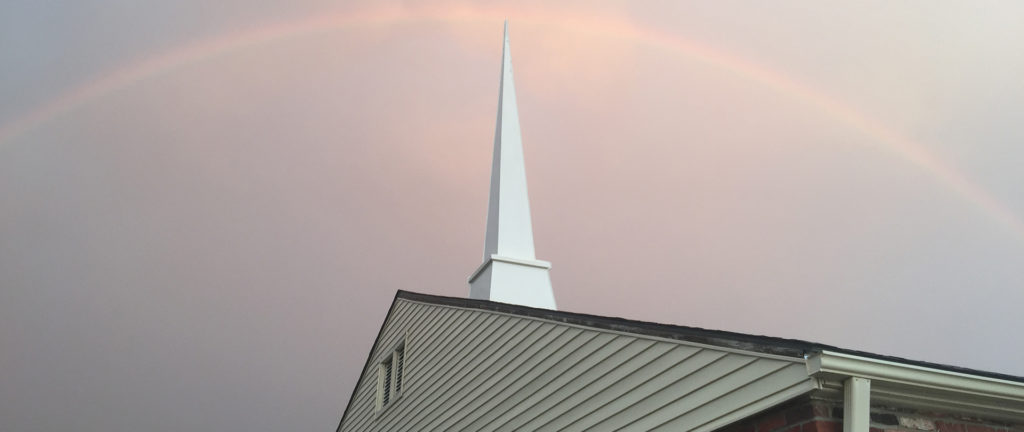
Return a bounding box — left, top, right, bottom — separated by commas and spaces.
807, 350, 1024, 422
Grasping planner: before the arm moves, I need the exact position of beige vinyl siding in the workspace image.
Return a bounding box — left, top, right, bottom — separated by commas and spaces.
338, 299, 817, 432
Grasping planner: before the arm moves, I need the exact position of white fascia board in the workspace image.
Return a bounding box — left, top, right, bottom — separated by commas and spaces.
807, 350, 1024, 420
807, 351, 1024, 400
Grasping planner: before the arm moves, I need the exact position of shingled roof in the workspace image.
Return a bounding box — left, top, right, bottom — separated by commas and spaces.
397, 290, 1024, 384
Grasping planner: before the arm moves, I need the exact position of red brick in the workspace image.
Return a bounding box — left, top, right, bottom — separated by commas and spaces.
805, 421, 841, 432
820, 421, 843, 432
967, 425, 996, 432
758, 413, 787, 432
936, 422, 966, 432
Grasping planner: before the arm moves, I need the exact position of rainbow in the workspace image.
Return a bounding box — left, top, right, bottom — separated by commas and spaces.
2, 4, 1021, 238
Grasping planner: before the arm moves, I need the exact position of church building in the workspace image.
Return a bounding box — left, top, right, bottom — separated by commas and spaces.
335, 24, 1024, 432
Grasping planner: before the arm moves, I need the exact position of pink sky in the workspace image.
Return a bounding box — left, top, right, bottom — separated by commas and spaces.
2, 2, 1024, 431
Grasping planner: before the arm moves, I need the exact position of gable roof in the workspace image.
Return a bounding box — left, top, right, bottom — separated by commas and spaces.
336, 290, 1024, 431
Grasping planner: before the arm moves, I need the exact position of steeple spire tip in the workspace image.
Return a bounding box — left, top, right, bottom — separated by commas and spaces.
467, 23, 556, 310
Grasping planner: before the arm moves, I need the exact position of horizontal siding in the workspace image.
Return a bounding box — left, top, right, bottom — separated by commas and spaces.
651, 363, 813, 431
555, 348, 738, 431
342, 301, 470, 430
430, 330, 611, 431
612, 357, 783, 431
464, 336, 650, 431
339, 299, 816, 432
507, 340, 678, 431
394, 320, 558, 431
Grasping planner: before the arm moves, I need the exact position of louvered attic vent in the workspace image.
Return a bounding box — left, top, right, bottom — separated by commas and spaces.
375, 341, 405, 412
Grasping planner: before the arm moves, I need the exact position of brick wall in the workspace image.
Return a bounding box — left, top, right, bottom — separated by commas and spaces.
717, 398, 1021, 432
718, 398, 840, 432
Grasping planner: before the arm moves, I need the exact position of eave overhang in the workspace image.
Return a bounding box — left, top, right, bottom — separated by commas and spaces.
807, 350, 1024, 422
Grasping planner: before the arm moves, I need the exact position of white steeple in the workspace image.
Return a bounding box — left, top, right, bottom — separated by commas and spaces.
468, 22, 556, 310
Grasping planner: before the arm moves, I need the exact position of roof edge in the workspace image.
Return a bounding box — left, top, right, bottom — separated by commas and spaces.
336, 291, 402, 432
808, 350, 1024, 400
398, 290, 813, 359
396, 290, 1024, 384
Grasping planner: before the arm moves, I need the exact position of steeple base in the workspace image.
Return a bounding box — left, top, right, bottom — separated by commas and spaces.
468, 255, 556, 309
